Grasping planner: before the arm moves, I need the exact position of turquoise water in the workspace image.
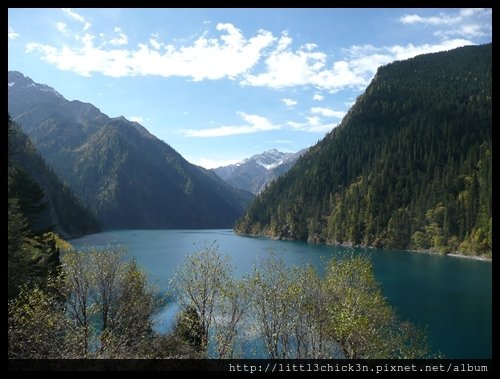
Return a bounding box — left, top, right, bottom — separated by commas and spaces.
70, 229, 492, 358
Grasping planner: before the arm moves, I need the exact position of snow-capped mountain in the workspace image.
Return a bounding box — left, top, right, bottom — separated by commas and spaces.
8, 71, 63, 100
250, 148, 295, 170
213, 148, 307, 194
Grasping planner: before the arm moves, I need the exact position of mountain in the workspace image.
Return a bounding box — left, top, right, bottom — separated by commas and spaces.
236, 44, 492, 257
213, 148, 307, 194
8, 71, 253, 229
8, 116, 100, 238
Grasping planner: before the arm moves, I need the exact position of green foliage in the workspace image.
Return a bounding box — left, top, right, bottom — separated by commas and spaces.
236, 44, 491, 257
322, 256, 430, 358
8, 277, 69, 359
170, 247, 432, 359
171, 242, 232, 353
251, 254, 297, 358
138, 333, 203, 359
8, 198, 33, 299
9, 248, 161, 359
172, 306, 204, 352
8, 164, 60, 299
8, 166, 47, 229
60, 249, 157, 357
249, 254, 431, 359
9, 245, 432, 359
213, 276, 250, 358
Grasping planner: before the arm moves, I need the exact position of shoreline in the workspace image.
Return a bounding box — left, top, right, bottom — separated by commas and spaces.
446, 252, 492, 262
404, 249, 491, 262
235, 231, 492, 262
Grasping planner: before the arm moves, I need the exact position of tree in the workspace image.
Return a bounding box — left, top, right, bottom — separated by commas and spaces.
170, 242, 231, 352
8, 117, 61, 299
104, 259, 155, 356
8, 198, 33, 299
60, 248, 157, 358
10, 248, 160, 359
172, 305, 204, 352
8, 166, 47, 230
171, 244, 250, 358
213, 277, 250, 358
139, 332, 202, 359
251, 254, 296, 358
8, 197, 60, 300
61, 251, 94, 356
246, 253, 432, 359
322, 255, 430, 358
89, 250, 123, 335
8, 277, 69, 359
289, 264, 335, 358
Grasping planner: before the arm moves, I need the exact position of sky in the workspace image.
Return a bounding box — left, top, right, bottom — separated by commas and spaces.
8, 8, 492, 168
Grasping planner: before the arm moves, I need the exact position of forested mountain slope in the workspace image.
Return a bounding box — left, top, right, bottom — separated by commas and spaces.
236, 44, 491, 257
8, 117, 100, 237
8, 71, 253, 229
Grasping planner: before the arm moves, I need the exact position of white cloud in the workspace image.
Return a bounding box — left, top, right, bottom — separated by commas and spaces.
399, 13, 462, 26
435, 24, 487, 38
62, 8, 85, 23
401, 8, 490, 25
109, 27, 128, 46
276, 32, 293, 51
128, 116, 144, 123
303, 43, 317, 51
181, 112, 281, 137
399, 14, 423, 24
28, 33, 127, 77
388, 39, 474, 61
56, 22, 67, 33
399, 8, 491, 40
313, 94, 324, 101
311, 107, 345, 119
338, 39, 474, 88
26, 22, 275, 80
62, 8, 91, 31
287, 117, 338, 133
243, 34, 466, 93
345, 48, 393, 76
149, 34, 163, 50
8, 26, 19, 39
282, 98, 297, 107
316, 60, 369, 93
460, 8, 490, 17
460, 24, 487, 37
287, 105, 347, 133
242, 35, 329, 88
24, 19, 482, 92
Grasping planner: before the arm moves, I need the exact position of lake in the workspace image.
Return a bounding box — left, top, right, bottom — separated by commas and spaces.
70, 229, 492, 359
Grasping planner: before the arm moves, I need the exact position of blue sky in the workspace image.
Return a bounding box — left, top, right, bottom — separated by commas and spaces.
8, 8, 492, 168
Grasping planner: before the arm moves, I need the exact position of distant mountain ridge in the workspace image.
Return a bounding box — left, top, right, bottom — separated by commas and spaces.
8, 71, 253, 229
213, 148, 307, 194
